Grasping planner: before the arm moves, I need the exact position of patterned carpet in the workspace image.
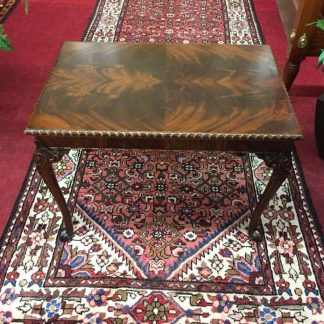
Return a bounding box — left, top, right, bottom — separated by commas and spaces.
0, 0, 16, 22
0, 0, 323, 322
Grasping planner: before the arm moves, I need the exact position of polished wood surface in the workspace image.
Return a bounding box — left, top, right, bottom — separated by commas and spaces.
26, 42, 302, 140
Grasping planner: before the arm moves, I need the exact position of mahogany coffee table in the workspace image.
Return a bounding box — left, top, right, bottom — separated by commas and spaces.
25, 42, 302, 242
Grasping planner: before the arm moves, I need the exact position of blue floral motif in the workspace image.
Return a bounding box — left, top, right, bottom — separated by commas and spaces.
0, 288, 16, 305
259, 306, 278, 324
276, 278, 292, 296
87, 289, 107, 307
306, 297, 323, 314
237, 261, 252, 276
213, 294, 232, 313
229, 253, 261, 284
60, 247, 69, 264
83, 313, 103, 324
303, 279, 319, 296
44, 298, 62, 319
228, 278, 246, 284
0, 311, 13, 322
236, 255, 261, 277
253, 255, 261, 271
73, 271, 91, 278
70, 255, 86, 269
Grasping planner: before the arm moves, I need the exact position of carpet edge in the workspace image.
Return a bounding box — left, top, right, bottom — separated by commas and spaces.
81, 0, 104, 42
292, 147, 324, 244
0, 153, 36, 250
247, 0, 266, 44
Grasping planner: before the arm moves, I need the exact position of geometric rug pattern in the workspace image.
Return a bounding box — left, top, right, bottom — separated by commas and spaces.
0, 0, 323, 322
0, 150, 323, 322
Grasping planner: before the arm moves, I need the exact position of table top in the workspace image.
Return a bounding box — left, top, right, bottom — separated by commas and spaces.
25, 42, 302, 141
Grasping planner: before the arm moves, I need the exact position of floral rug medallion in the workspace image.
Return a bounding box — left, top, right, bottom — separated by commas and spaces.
46, 151, 270, 295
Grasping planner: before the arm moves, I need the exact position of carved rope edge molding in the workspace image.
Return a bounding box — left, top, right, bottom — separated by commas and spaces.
24, 129, 303, 141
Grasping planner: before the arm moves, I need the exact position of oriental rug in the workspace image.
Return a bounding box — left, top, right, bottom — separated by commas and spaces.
0, 151, 324, 322
0, 0, 323, 323
0, 0, 17, 22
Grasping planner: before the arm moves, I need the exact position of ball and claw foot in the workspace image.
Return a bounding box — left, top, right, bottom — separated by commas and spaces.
249, 226, 263, 242
59, 228, 73, 242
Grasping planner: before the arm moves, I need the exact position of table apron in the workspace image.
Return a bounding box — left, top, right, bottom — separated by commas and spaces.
35, 135, 295, 153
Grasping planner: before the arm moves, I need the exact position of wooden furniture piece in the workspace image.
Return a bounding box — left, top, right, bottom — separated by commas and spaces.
315, 94, 324, 159
25, 42, 303, 242
276, 0, 324, 90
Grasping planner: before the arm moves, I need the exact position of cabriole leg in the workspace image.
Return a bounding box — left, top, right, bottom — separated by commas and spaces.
35, 141, 73, 242
249, 151, 292, 241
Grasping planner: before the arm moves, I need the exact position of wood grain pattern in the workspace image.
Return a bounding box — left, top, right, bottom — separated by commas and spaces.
25, 42, 302, 140
25, 43, 301, 241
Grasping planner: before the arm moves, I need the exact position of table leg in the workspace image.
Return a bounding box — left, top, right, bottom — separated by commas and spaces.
34, 141, 73, 242
248, 151, 292, 241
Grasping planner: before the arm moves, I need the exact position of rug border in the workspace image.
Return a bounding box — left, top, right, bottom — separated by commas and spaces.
292, 147, 324, 244
81, 0, 105, 41
0, 0, 19, 23
0, 154, 36, 249
246, 0, 266, 44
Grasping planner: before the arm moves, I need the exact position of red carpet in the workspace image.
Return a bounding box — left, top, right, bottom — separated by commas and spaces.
0, 0, 96, 234
0, 0, 323, 237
